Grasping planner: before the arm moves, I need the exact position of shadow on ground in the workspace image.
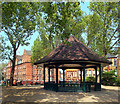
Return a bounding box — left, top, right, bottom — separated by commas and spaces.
1, 85, 119, 103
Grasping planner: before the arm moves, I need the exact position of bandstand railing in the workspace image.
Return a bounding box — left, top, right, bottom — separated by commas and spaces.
44, 82, 93, 92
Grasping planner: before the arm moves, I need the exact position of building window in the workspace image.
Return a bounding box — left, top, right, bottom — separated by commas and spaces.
114, 59, 117, 66
37, 70, 39, 75
89, 70, 91, 74
67, 71, 69, 77
69, 71, 71, 77
105, 69, 107, 72
34, 70, 35, 75
72, 71, 74, 77
79, 70, 80, 75
34, 65, 36, 69
93, 70, 95, 76
71, 71, 72, 78
109, 69, 112, 72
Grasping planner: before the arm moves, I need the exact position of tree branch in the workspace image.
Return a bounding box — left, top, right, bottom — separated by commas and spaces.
16, 41, 20, 50
110, 38, 119, 49
108, 27, 118, 43
8, 55, 13, 63
3, 26, 15, 47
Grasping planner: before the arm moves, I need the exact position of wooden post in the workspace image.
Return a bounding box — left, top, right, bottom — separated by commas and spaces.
63, 68, 65, 87
56, 65, 58, 91
43, 64, 45, 89
82, 64, 86, 92
48, 68, 50, 83
95, 66, 97, 83
99, 64, 101, 91
99, 65, 101, 84
80, 69, 82, 83
95, 66, 97, 91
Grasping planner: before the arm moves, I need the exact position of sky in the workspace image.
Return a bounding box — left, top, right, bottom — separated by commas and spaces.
1, 2, 90, 63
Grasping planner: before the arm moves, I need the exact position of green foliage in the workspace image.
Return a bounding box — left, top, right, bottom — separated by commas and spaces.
31, 2, 86, 63
101, 70, 117, 86
115, 78, 120, 86
86, 2, 119, 57
37, 2, 86, 47
2, 2, 39, 60
31, 36, 51, 64
85, 76, 95, 83
2, 2, 39, 85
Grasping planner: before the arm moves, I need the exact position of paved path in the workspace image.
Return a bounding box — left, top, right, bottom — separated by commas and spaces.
1, 85, 120, 103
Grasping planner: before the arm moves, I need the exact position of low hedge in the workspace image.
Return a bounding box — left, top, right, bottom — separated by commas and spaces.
85, 76, 95, 83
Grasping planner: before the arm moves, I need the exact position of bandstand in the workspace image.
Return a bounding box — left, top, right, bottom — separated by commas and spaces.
34, 36, 112, 92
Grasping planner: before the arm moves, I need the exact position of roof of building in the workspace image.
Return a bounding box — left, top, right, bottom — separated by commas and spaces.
26, 50, 32, 55
16, 55, 22, 60
34, 36, 111, 65
106, 53, 117, 58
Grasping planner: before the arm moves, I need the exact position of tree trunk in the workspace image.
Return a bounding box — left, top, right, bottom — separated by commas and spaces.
9, 49, 16, 86
103, 47, 107, 57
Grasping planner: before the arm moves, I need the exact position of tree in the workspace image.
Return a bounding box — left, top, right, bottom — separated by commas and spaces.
86, 2, 119, 57
56, 2, 85, 41
31, 2, 86, 63
1, 2, 39, 86
38, 2, 85, 45
31, 36, 51, 64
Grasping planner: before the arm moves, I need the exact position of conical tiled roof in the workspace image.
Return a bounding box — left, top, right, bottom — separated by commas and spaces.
34, 36, 111, 65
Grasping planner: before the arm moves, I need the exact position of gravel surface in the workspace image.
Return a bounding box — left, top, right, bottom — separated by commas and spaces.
1, 85, 119, 103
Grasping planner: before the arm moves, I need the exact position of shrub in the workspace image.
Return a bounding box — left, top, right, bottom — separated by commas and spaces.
115, 78, 120, 86
101, 70, 117, 86
85, 76, 95, 83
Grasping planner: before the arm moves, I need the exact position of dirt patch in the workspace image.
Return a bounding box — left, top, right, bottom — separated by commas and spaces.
1, 85, 119, 103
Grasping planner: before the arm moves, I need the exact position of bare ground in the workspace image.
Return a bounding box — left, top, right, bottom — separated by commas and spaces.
1, 85, 120, 103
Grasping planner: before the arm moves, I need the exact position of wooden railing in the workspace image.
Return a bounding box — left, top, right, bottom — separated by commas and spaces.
44, 82, 92, 92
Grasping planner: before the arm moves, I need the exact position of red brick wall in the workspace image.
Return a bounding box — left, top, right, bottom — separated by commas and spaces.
6, 50, 61, 85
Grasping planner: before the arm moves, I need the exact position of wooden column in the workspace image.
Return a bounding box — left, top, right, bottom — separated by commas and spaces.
43, 64, 45, 88
98, 64, 101, 91
48, 68, 50, 83
82, 64, 86, 92
56, 65, 58, 91
80, 69, 82, 83
63, 68, 65, 87
95, 66, 97, 91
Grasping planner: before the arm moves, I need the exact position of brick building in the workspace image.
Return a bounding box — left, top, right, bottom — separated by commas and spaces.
65, 68, 99, 82
65, 69, 79, 82
103, 53, 120, 78
5, 49, 60, 85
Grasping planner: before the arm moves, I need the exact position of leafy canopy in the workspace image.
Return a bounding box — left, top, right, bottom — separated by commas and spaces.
2, 2, 38, 61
